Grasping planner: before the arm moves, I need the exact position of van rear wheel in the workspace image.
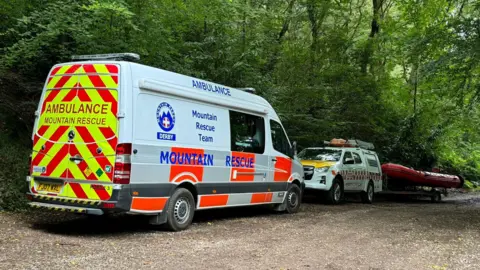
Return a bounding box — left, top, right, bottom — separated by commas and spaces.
165, 188, 195, 231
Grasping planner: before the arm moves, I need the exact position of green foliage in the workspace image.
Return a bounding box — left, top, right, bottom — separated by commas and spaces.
0, 134, 29, 210
0, 0, 479, 209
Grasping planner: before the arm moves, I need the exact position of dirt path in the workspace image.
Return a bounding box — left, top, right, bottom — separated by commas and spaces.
1, 193, 480, 270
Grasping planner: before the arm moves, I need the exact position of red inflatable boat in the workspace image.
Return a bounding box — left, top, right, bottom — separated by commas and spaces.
381, 163, 463, 189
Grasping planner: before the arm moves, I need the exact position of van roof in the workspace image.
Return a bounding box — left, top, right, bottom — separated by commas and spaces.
54, 61, 277, 118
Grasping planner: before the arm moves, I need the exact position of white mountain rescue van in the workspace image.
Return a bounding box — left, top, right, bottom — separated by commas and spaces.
26, 53, 304, 231
299, 139, 382, 204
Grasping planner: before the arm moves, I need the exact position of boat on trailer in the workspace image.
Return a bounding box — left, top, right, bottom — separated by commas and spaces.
380, 163, 464, 202
381, 163, 463, 189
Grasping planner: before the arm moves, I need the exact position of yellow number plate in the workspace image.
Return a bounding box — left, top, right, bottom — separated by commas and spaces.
37, 183, 62, 193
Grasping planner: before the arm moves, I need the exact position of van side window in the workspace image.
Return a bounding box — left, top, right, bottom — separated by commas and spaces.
353, 153, 362, 164
229, 111, 265, 154
270, 120, 291, 157
343, 152, 354, 164
366, 154, 379, 167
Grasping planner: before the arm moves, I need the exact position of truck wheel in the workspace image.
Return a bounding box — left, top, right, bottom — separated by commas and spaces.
165, 188, 195, 231
327, 178, 344, 205
285, 184, 301, 213
431, 191, 441, 203
361, 181, 374, 204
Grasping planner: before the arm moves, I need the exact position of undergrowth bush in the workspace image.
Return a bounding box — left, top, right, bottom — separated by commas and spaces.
0, 135, 30, 210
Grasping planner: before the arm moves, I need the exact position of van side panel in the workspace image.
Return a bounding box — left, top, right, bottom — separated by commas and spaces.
129, 91, 279, 212
30, 64, 119, 201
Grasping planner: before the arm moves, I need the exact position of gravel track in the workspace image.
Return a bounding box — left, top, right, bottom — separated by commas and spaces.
1, 193, 480, 270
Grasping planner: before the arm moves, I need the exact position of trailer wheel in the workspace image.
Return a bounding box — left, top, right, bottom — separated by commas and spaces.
327, 177, 344, 205
165, 188, 195, 231
431, 191, 442, 203
361, 181, 374, 204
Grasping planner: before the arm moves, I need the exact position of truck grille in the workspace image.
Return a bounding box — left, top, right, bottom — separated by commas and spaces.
303, 166, 314, 180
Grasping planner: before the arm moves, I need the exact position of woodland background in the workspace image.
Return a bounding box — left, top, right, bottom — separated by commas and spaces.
0, 0, 479, 209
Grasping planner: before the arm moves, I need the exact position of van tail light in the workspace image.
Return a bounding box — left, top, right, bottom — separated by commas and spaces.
101, 202, 116, 209
114, 143, 132, 184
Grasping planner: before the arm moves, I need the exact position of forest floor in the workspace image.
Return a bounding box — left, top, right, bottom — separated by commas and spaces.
1, 192, 480, 270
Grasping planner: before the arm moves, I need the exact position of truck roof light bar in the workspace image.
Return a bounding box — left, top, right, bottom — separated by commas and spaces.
71, 53, 140, 62
323, 138, 375, 150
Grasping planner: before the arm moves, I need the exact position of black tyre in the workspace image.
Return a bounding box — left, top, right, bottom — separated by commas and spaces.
165, 188, 195, 231
327, 178, 344, 205
285, 184, 301, 213
361, 181, 374, 204
431, 191, 442, 203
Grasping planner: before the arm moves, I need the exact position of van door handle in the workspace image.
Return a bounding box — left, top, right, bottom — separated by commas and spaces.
70, 156, 84, 162
272, 158, 277, 162
237, 172, 265, 176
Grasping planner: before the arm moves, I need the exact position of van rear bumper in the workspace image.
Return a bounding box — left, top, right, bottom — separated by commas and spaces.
25, 185, 133, 214
29, 201, 104, 215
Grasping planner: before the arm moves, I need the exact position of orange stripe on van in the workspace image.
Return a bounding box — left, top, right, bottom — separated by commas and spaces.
131, 197, 168, 211
230, 152, 256, 182
170, 147, 205, 183
251, 193, 274, 203
199, 195, 229, 208
274, 156, 292, 182
251, 193, 267, 204
265, 193, 273, 202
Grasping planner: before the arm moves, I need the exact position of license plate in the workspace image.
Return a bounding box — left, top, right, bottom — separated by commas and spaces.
37, 183, 62, 193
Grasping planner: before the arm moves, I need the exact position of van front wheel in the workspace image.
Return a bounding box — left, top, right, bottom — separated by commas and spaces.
165, 188, 195, 231
285, 184, 301, 213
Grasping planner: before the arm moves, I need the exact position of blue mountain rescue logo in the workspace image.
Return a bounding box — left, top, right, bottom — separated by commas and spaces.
156, 102, 176, 141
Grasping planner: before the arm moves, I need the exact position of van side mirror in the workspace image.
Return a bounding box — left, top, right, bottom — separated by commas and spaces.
292, 141, 297, 156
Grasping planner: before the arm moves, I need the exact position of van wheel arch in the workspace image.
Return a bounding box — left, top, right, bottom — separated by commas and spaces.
292, 179, 301, 188
291, 179, 303, 198
176, 182, 198, 206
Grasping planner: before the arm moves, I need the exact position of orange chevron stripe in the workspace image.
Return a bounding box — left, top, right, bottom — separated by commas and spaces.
31, 126, 69, 167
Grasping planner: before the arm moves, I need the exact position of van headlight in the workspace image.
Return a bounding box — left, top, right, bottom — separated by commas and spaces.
315, 166, 330, 173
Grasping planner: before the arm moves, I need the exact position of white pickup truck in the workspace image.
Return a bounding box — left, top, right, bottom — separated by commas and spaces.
299, 139, 382, 204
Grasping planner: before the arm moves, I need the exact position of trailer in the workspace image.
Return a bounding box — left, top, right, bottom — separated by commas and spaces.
379, 163, 463, 203
379, 175, 446, 202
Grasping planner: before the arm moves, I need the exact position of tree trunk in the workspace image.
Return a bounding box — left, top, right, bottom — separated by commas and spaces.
242, 0, 247, 54
361, 0, 383, 74
307, 0, 319, 54
307, 0, 330, 69
262, 0, 296, 74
